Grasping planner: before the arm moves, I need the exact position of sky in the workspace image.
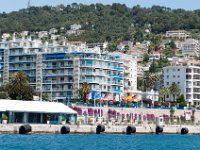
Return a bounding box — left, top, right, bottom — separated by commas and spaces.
0, 0, 200, 13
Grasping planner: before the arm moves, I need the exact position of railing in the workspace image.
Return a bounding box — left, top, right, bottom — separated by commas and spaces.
72, 102, 191, 110
9, 59, 36, 63
43, 72, 73, 76
9, 67, 36, 70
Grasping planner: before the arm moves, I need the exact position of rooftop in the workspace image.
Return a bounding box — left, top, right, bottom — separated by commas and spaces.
0, 100, 77, 114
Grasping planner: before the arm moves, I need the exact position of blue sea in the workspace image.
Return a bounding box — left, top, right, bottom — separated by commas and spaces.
0, 134, 200, 150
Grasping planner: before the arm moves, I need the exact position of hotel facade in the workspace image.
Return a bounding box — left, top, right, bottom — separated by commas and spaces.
163, 60, 200, 106
0, 38, 137, 101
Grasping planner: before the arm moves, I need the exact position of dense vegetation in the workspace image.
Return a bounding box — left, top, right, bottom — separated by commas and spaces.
1, 3, 200, 42
0, 72, 35, 100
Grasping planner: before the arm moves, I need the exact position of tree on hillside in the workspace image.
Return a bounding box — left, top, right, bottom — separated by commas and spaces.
79, 82, 91, 103
169, 40, 176, 49
124, 45, 129, 53
7, 71, 35, 100
1, 4, 200, 42
107, 42, 118, 52
143, 53, 149, 64
149, 61, 159, 73
158, 57, 170, 68
164, 45, 174, 58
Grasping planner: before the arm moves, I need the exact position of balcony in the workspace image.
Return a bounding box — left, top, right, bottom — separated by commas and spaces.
113, 67, 124, 71
9, 59, 36, 63
9, 52, 36, 56
43, 72, 73, 76
9, 66, 36, 70
111, 81, 123, 86
113, 89, 123, 93
79, 79, 100, 83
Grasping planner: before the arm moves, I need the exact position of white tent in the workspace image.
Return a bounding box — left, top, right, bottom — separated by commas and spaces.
0, 100, 77, 114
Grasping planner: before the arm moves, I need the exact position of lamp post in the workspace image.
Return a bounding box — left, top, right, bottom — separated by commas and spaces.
67, 96, 70, 106
40, 84, 43, 101
50, 81, 52, 102
48, 80, 53, 102
43, 80, 53, 102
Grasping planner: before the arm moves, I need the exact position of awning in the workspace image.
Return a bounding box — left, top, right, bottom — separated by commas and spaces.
0, 100, 77, 114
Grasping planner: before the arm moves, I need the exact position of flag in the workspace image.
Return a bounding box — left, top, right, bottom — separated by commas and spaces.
113, 94, 121, 102
91, 91, 102, 100
120, 93, 125, 101
126, 95, 133, 102
116, 94, 120, 102
103, 93, 112, 101
132, 95, 138, 103
86, 93, 92, 100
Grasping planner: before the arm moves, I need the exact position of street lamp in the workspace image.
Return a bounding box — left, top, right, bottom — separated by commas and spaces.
67, 96, 71, 106
42, 80, 53, 102
40, 83, 43, 101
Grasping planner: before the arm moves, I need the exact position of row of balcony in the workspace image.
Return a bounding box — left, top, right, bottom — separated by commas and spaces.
80, 64, 124, 71
43, 72, 74, 76
9, 59, 36, 63
42, 88, 123, 93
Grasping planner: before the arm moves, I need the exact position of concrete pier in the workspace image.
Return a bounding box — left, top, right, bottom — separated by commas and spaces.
1, 124, 200, 134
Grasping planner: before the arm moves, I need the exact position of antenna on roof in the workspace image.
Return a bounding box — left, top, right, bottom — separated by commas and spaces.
27, 0, 31, 9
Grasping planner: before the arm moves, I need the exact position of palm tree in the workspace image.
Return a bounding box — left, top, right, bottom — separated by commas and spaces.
0, 85, 9, 99
143, 72, 159, 91
169, 82, 181, 101
7, 71, 35, 100
78, 82, 91, 103
159, 87, 170, 101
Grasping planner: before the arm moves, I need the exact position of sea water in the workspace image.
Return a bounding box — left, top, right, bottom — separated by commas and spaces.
0, 134, 200, 150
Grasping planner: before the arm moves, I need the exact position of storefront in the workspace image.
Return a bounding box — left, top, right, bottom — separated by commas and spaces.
0, 100, 77, 124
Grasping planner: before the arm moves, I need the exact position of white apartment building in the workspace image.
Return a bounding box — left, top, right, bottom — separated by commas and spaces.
163, 61, 200, 106
149, 53, 160, 61
0, 36, 137, 101
124, 55, 137, 94
181, 38, 200, 55
165, 30, 189, 40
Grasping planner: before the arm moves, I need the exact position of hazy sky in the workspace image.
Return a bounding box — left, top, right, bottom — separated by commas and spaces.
1, 0, 200, 13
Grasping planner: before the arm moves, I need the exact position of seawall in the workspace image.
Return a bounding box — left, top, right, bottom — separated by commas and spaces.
1, 124, 200, 134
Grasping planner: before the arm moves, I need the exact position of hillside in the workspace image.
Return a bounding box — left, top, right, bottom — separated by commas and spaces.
1, 3, 200, 42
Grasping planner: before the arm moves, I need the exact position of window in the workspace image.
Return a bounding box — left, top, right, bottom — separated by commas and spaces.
61, 77, 64, 82
167, 82, 169, 85
177, 75, 180, 78
177, 69, 180, 71
166, 75, 169, 78
60, 62, 64, 66
68, 85, 72, 89
173, 75, 176, 78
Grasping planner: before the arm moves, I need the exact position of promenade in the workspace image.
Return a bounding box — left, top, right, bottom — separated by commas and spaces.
0, 124, 200, 134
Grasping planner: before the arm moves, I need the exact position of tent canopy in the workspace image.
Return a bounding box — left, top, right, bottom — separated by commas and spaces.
0, 100, 77, 114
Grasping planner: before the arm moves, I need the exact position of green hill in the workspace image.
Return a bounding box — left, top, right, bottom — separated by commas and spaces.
1, 3, 200, 42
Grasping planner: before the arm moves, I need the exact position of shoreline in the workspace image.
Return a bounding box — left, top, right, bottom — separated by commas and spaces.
0, 124, 200, 135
